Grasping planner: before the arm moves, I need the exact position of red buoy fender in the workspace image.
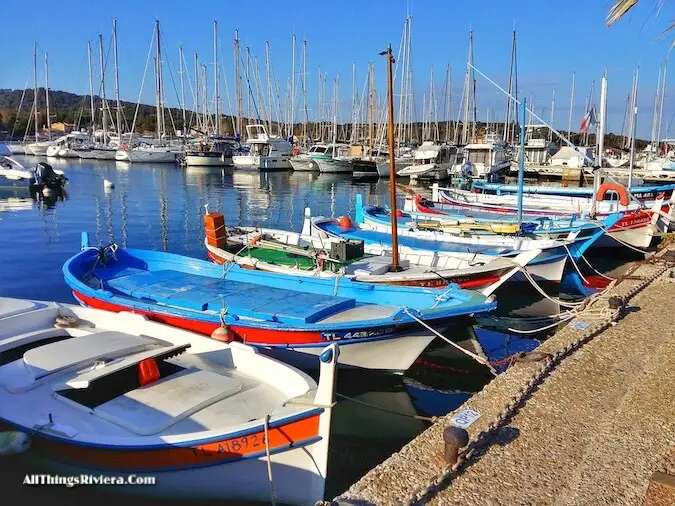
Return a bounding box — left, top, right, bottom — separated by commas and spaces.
597, 183, 630, 206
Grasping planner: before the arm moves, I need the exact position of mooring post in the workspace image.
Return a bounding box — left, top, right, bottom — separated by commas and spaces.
443, 426, 469, 466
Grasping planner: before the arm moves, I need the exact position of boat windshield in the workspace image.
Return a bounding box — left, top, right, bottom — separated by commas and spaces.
250, 143, 271, 156
467, 149, 490, 165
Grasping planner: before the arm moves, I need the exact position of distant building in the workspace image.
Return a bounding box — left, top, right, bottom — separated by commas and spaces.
49, 122, 75, 133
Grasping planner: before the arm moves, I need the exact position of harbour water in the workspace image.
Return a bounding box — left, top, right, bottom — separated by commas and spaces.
0, 153, 632, 503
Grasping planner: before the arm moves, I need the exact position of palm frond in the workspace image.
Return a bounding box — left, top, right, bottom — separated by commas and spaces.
659, 20, 675, 48
606, 0, 640, 27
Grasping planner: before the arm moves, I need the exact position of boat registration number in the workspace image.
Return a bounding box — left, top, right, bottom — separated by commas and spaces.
192, 434, 267, 458
321, 326, 395, 341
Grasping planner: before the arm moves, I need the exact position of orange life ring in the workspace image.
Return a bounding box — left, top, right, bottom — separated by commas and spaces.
292, 146, 301, 156
596, 183, 630, 206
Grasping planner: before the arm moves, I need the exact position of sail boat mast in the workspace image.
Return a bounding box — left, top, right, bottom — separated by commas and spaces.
368, 63, 374, 157
567, 71, 575, 140
113, 18, 123, 139
87, 41, 96, 139
461, 30, 472, 145
194, 52, 200, 132
179, 46, 186, 139
234, 30, 242, 137
303, 40, 308, 144
290, 33, 296, 141
265, 41, 272, 134
154, 20, 163, 142
503, 30, 516, 143
98, 33, 108, 142
44, 53, 51, 141
214, 20, 220, 136
33, 42, 39, 143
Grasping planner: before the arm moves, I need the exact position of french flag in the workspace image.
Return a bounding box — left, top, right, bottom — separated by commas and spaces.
580, 106, 598, 134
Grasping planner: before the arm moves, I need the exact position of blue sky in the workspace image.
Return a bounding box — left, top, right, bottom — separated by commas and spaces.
0, 0, 672, 138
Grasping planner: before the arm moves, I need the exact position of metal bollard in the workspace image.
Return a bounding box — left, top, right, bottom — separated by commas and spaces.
443, 426, 469, 465
608, 296, 624, 310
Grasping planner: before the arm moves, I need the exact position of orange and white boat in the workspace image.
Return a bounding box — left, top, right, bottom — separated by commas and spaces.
0, 297, 337, 505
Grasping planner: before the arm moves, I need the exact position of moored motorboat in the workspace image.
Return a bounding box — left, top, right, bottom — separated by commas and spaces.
232, 124, 292, 171
63, 234, 497, 372
181, 138, 240, 167
0, 296, 337, 505
397, 142, 458, 181
0, 157, 67, 194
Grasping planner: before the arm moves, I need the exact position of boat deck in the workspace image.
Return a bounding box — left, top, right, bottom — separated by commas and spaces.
103, 268, 358, 324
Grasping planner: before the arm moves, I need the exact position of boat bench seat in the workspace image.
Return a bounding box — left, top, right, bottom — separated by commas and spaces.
93, 368, 242, 435
105, 270, 355, 324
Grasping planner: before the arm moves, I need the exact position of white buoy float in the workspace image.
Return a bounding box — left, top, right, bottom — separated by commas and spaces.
104, 179, 114, 189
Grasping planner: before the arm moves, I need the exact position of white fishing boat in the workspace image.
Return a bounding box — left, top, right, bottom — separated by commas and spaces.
232, 124, 292, 171
0, 297, 337, 506
397, 142, 458, 180
203, 215, 538, 295
451, 134, 510, 179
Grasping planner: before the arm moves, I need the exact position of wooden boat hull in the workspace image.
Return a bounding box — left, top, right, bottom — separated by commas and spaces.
204, 237, 519, 294
0, 299, 336, 506
63, 241, 496, 371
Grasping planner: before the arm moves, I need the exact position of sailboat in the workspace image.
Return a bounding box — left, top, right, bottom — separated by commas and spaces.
25, 47, 56, 156
115, 21, 181, 164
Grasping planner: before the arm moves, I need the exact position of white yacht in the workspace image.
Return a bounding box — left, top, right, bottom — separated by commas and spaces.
397, 142, 458, 180
289, 144, 331, 171
315, 144, 353, 173
452, 134, 510, 178
232, 124, 292, 171
45, 132, 91, 158
182, 138, 240, 167
25, 140, 57, 156
115, 138, 182, 164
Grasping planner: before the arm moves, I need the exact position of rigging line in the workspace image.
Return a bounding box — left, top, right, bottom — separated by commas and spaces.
128, 27, 157, 144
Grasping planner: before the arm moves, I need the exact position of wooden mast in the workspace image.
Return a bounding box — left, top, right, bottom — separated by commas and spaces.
380, 44, 400, 271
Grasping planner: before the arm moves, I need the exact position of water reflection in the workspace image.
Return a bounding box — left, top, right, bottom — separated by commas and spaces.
0, 154, 566, 502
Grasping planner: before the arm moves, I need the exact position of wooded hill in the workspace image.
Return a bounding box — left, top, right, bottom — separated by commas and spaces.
0, 88, 644, 149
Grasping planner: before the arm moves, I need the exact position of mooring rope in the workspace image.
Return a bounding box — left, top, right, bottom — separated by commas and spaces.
401, 307, 498, 376
263, 414, 277, 506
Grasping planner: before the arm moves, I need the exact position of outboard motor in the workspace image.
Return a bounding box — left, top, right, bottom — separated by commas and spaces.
33, 162, 64, 188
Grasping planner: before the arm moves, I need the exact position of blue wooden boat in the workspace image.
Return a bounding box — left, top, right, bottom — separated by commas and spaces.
62, 233, 497, 372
